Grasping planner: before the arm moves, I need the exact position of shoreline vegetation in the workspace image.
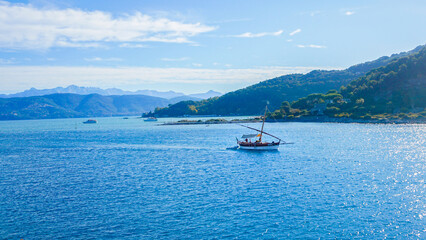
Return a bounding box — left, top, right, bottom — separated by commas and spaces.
161, 116, 425, 125
149, 46, 426, 124
146, 45, 426, 119
1, 46, 424, 122
162, 117, 262, 125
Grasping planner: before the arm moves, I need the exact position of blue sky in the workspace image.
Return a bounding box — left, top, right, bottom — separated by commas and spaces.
0, 0, 425, 94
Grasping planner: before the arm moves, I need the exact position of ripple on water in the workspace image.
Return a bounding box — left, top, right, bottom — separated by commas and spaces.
0, 121, 424, 239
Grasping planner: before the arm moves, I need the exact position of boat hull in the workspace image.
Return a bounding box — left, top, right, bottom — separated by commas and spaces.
238, 142, 280, 151
239, 145, 279, 151
144, 117, 158, 122
83, 120, 97, 124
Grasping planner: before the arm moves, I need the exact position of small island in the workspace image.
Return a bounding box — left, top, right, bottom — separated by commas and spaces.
162, 117, 262, 125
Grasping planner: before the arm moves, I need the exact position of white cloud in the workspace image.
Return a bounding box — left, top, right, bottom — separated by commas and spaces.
189, 42, 201, 47
212, 62, 231, 67
297, 44, 326, 49
192, 63, 202, 67
119, 43, 149, 48
289, 29, 301, 36
0, 58, 15, 64
310, 11, 321, 17
0, 65, 333, 92
55, 41, 104, 48
84, 57, 122, 62
161, 57, 189, 62
0, 1, 216, 50
234, 30, 283, 38
209, 18, 251, 24
345, 11, 355, 16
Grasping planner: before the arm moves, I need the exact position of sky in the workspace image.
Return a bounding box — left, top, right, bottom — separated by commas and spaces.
0, 0, 425, 94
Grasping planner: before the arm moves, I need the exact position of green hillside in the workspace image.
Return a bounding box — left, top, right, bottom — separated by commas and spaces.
150, 46, 423, 117
269, 46, 426, 121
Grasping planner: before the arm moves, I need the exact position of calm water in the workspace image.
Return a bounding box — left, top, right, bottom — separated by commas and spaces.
0, 117, 425, 239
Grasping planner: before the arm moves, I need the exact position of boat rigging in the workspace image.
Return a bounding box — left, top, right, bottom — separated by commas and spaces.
235, 105, 287, 151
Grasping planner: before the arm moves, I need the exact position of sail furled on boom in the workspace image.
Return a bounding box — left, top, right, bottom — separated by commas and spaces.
242, 134, 260, 138
237, 124, 283, 142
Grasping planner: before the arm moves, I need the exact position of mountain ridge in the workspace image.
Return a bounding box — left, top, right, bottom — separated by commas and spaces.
268, 45, 426, 121
0, 85, 222, 100
0, 93, 170, 120
149, 45, 425, 117
2, 45, 425, 121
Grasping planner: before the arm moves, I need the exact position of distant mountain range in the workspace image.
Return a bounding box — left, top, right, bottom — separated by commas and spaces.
0, 87, 223, 120
0, 85, 222, 100
1, 45, 424, 121
150, 45, 425, 117
0, 93, 171, 120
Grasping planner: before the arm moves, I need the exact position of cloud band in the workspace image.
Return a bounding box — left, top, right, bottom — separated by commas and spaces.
0, 1, 216, 49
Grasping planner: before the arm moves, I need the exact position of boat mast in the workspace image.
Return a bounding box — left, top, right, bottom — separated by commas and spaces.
238, 124, 283, 142
259, 105, 267, 142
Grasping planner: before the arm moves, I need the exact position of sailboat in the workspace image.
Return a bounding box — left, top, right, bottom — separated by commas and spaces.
144, 117, 158, 122
236, 106, 283, 151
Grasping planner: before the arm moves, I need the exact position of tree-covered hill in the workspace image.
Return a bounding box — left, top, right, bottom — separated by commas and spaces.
269, 46, 426, 121
150, 45, 424, 117
0, 93, 170, 120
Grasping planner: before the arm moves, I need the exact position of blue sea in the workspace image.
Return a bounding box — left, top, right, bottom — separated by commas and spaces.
0, 117, 425, 239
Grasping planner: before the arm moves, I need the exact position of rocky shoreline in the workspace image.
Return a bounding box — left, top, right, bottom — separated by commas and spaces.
161, 118, 262, 125
161, 116, 425, 125
268, 116, 425, 124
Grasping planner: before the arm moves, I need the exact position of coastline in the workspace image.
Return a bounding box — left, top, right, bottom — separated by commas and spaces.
270, 116, 426, 124
161, 116, 426, 125
161, 118, 262, 125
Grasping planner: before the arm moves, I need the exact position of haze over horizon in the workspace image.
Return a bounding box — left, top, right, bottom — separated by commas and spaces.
0, 84, 223, 99
0, 0, 425, 94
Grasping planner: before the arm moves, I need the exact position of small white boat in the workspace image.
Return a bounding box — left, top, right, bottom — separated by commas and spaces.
144, 117, 158, 122
83, 119, 97, 124
236, 106, 285, 151
238, 141, 280, 150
